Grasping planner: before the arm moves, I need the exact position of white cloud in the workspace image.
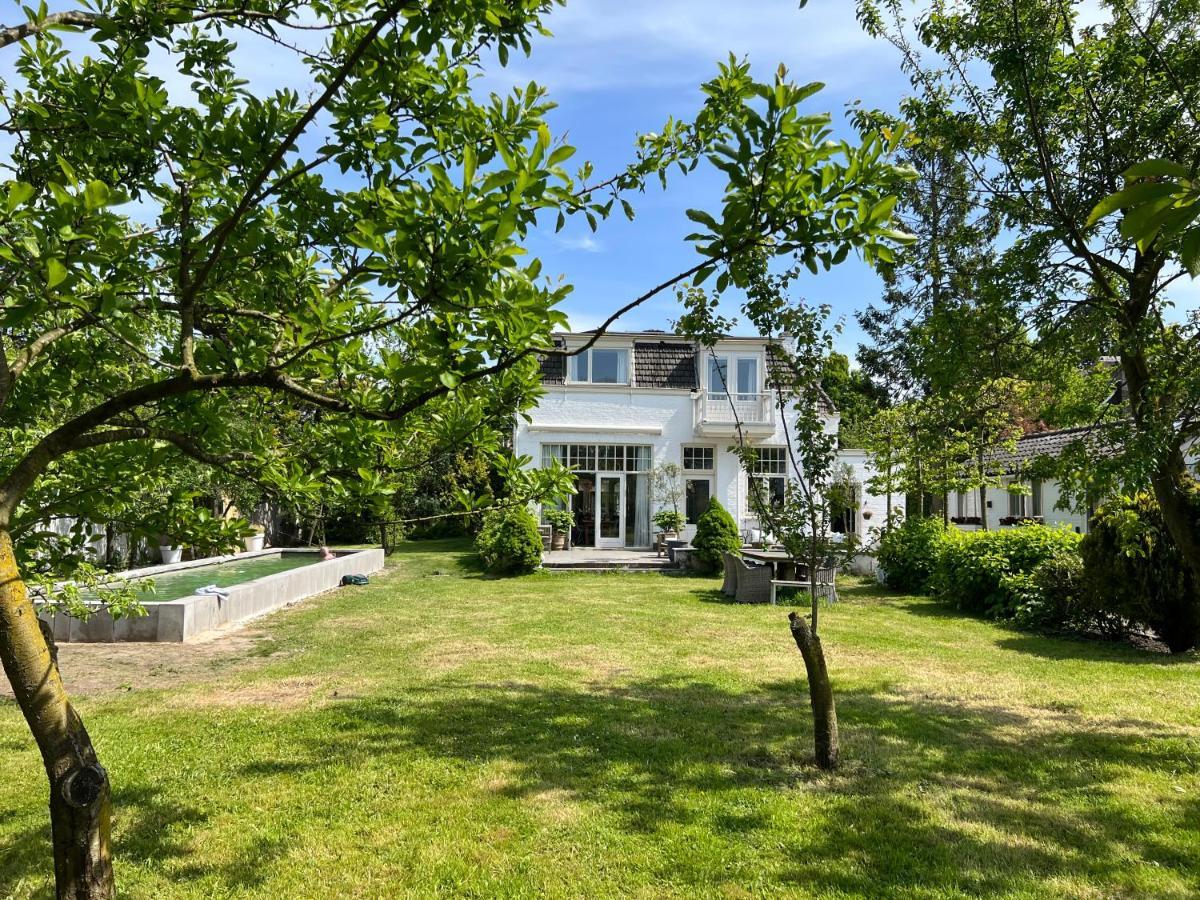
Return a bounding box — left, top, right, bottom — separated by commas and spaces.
555, 233, 604, 253
482, 0, 891, 96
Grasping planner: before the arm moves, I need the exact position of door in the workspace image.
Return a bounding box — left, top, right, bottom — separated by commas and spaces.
685, 477, 712, 526
571, 473, 596, 547
596, 474, 624, 548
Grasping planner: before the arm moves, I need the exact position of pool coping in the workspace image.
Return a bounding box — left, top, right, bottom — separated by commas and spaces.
37, 546, 385, 643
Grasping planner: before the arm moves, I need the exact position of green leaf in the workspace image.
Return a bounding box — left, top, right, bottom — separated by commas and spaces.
1181, 228, 1200, 277
1122, 159, 1191, 179
1087, 181, 1177, 227
46, 258, 67, 289
83, 180, 111, 210
6, 181, 34, 211
439, 371, 460, 389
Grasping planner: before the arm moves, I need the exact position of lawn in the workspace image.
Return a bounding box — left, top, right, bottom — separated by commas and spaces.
1, 540, 1198, 898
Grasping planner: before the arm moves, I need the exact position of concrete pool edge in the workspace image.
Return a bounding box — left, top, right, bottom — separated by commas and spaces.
38, 547, 385, 643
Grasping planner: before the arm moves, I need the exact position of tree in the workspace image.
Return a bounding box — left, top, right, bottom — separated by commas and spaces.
0, 5, 914, 894
820, 351, 888, 448
857, 0, 1200, 583
683, 270, 885, 770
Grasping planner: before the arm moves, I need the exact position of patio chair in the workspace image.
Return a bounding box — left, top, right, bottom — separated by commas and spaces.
721, 551, 738, 597
734, 556, 772, 604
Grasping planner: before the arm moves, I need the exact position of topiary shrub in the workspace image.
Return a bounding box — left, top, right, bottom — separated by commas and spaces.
1080, 490, 1200, 653
876, 515, 953, 593
692, 498, 741, 573
475, 505, 543, 576
930, 524, 1082, 619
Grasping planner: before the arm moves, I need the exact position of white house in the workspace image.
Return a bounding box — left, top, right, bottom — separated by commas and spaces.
515, 330, 887, 550
947, 424, 1199, 535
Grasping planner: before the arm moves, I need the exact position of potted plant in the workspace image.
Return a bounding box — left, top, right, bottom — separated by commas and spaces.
244, 523, 266, 552
653, 509, 686, 539
156, 532, 183, 564
543, 508, 574, 551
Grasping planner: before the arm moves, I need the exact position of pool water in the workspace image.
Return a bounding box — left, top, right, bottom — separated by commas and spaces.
108, 554, 320, 602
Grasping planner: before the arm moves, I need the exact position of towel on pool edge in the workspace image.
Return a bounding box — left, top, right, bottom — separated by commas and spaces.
340, 574, 369, 586
195, 584, 230, 601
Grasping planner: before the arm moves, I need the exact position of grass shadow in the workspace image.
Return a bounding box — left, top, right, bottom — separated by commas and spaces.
257, 675, 1200, 896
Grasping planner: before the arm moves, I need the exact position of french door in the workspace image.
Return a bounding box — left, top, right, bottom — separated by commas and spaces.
596, 474, 624, 549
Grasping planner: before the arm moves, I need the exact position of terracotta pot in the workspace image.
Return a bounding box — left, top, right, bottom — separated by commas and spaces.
551, 531, 566, 551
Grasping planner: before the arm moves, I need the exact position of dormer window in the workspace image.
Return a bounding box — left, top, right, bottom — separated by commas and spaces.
570, 347, 629, 384
706, 353, 760, 399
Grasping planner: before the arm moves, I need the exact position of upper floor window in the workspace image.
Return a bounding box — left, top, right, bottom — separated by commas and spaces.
707, 353, 760, 399
570, 348, 629, 384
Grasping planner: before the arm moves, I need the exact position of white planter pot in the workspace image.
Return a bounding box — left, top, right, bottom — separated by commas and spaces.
159, 545, 183, 564
243, 533, 265, 552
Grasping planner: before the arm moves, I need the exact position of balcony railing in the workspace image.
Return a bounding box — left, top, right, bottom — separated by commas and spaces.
694, 390, 776, 432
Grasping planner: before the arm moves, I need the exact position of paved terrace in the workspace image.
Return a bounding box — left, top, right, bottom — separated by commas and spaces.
542, 548, 673, 571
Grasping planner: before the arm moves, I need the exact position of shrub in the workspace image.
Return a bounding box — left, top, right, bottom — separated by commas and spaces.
1009, 552, 1087, 631
930, 524, 1082, 619
653, 509, 686, 534
1080, 490, 1200, 653
543, 508, 573, 534
475, 506, 543, 576
692, 498, 740, 573
877, 515, 952, 593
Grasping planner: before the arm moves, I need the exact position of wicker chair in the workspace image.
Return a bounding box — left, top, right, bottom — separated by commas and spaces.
734, 557, 773, 604
721, 552, 739, 597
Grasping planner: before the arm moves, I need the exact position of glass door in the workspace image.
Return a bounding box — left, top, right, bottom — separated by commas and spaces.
596, 475, 624, 548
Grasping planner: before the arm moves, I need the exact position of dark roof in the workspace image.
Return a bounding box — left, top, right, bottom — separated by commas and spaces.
765, 345, 835, 413
633, 341, 697, 389
986, 425, 1107, 473
537, 339, 566, 385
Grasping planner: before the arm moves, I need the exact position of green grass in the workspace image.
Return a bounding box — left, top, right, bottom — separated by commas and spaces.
1, 539, 1198, 898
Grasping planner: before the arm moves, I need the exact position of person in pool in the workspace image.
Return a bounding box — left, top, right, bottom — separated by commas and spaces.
319, 546, 336, 561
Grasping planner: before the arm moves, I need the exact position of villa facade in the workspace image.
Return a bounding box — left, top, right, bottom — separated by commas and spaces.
515, 330, 888, 549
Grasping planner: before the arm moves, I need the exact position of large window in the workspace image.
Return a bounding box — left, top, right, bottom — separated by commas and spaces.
707, 353, 760, 397
541, 443, 649, 473
569, 348, 629, 384
750, 447, 787, 509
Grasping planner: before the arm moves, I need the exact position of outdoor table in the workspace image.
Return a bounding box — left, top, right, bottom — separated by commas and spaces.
740, 548, 808, 582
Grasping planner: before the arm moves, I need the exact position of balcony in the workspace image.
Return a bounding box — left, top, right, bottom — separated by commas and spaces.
693, 390, 777, 437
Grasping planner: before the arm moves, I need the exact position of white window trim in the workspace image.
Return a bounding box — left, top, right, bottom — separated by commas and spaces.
707, 352, 763, 396
681, 444, 716, 474
569, 346, 631, 386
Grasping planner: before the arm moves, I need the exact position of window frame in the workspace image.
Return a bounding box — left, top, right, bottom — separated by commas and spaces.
569, 347, 630, 385
682, 445, 715, 474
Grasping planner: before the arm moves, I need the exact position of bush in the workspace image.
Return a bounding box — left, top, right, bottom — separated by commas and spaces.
1080, 490, 1200, 653
692, 499, 740, 573
475, 506, 543, 576
877, 515, 952, 593
1009, 552, 1087, 631
930, 524, 1082, 620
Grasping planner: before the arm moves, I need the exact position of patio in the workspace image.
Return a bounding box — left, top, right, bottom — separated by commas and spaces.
541, 547, 673, 572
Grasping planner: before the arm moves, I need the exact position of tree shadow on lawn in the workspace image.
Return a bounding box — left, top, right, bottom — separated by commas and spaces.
0, 782, 210, 898
253, 676, 1199, 896
901, 596, 1194, 665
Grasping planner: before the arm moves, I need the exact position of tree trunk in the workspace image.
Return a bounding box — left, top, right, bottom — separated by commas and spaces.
788, 611, 839, 770
0, 531, 114, 899
1119, 334, 1200, 585
1149, 452, 1200, 583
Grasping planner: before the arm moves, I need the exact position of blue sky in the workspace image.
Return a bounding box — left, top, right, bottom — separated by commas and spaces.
478, 0, 913, 356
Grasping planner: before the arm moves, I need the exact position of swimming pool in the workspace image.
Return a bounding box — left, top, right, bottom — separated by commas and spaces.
94, 553, 321, 602
40, 547, 385, 642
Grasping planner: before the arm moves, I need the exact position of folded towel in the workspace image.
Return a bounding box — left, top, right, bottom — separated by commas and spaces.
195, 584, 230, 601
